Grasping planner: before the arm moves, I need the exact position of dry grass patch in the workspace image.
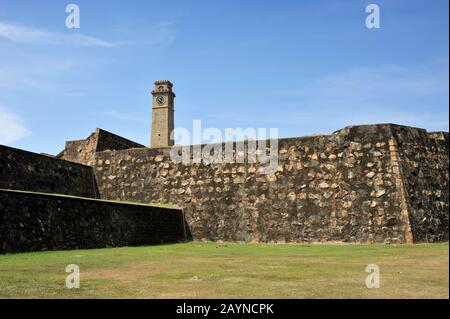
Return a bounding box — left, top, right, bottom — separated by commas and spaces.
0, 242, 448, 298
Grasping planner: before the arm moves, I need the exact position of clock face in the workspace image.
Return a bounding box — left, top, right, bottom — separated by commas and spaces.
156, 95, 165, 105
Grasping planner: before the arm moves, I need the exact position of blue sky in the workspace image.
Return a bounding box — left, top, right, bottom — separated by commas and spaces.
0, 0, 448, 154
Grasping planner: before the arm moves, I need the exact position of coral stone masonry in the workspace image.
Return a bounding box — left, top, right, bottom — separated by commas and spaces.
88, 123, 448, 244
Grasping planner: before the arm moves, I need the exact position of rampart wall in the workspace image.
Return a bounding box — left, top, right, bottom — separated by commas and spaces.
0, 189, 186, 253
91, 124, 448, 243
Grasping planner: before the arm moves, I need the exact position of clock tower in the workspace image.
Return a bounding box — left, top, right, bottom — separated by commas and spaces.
151, 80, 175, 148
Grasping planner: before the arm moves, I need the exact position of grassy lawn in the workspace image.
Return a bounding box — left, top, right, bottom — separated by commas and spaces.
0, 242, 448, 298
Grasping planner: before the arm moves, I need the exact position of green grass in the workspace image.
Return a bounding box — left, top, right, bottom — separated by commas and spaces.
0, 242, 448, 298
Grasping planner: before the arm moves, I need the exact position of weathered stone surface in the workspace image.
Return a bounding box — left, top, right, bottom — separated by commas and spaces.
373, 189, 386, 198
318, 182, 330, 189
89, 124, 448, 244
394, 127, 449, 242
0, 144, 99, 198
0, 189, 186, 254
58, 128, 144, 166
366, 171, 376, 178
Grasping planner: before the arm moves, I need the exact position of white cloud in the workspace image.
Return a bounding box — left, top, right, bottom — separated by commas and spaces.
0, 21, 126, 47
0, 106, 30, 144
0, 58, 77, 90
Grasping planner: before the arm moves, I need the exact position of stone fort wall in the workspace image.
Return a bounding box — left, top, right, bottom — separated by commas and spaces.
90, 124, 449, 244
392, 127, 448, 242
57, 128, 145, 166
0, 142, 187, 253
0, 189, 186, 254
0, 144, 99, 198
